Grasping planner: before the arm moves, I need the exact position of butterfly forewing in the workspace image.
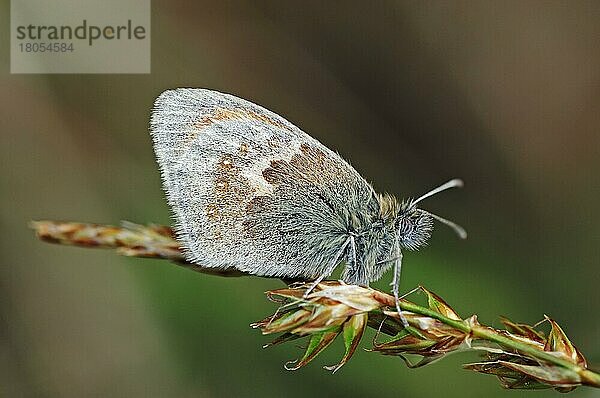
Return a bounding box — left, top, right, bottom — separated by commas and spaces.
150, 89, 377, 279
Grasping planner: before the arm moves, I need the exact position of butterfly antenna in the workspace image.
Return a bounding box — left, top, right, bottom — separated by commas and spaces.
411, 178, 464, 207
409, 178, 466, 239
421, 210, 467, 239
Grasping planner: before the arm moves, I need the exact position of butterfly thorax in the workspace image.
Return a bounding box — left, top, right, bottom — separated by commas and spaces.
343, 191, 434, 284
377, 192, 402, 224
339, 192, 399, 284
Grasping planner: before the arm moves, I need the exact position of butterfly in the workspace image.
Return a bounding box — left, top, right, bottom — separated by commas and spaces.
149, 88, 466, 325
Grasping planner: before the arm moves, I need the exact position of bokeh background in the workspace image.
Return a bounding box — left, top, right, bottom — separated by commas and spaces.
2, 1, 599, 397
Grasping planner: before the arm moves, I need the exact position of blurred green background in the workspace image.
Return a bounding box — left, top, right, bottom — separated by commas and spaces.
2, 1, 599, 397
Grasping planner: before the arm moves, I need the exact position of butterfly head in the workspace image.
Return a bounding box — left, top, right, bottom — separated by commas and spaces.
396, 201, 434, 250
393, 179, 467, 250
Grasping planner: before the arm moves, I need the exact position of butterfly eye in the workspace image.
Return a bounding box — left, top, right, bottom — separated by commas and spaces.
397, 211, 434, 251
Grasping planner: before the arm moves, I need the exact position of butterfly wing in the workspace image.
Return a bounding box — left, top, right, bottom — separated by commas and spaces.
150, 89, 377, 279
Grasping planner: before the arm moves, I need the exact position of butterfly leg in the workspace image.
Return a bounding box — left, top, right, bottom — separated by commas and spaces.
349, 235, 357, 277
391, 243, 409, 328
345, 235, 367, 283
303, 236, 352, 298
